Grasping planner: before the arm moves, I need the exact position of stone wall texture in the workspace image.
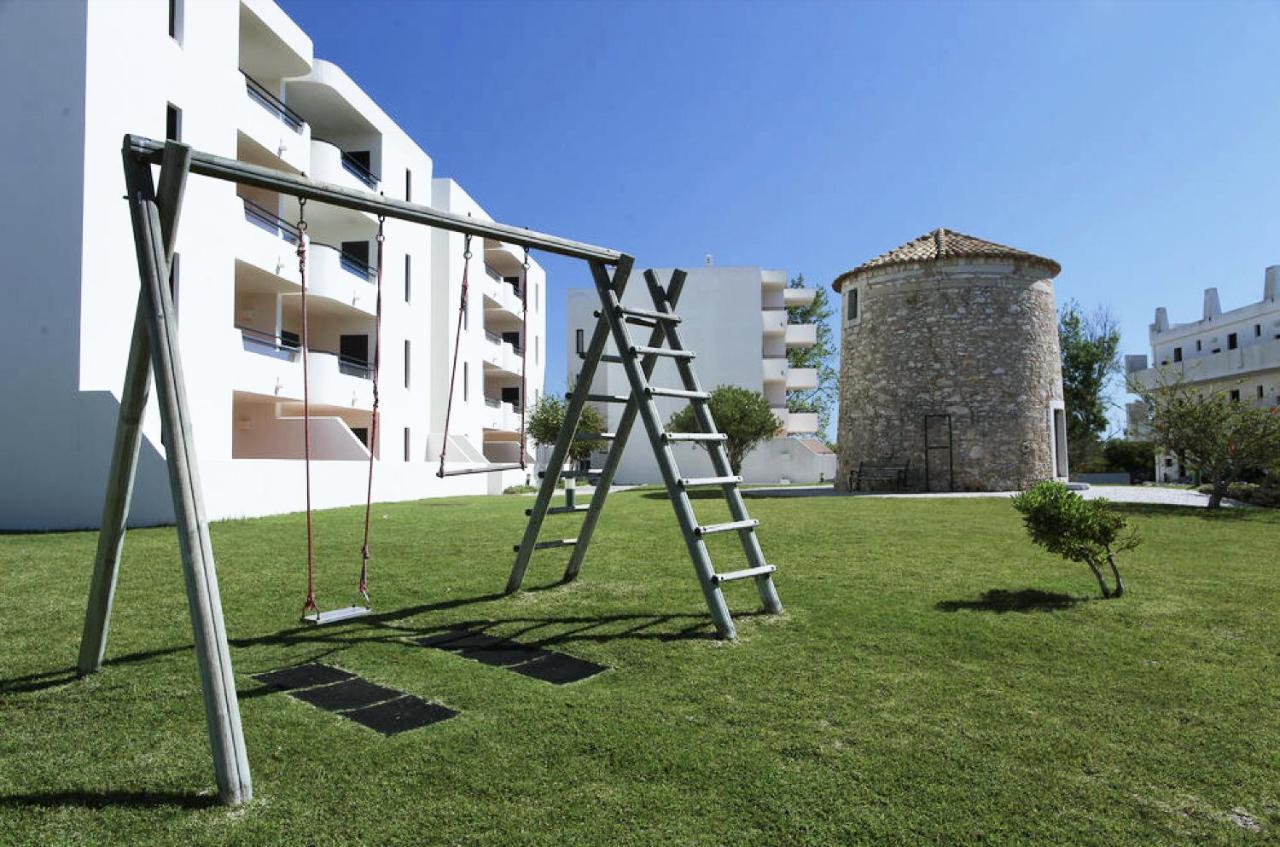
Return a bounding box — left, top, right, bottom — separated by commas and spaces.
836, 258, 1064, 492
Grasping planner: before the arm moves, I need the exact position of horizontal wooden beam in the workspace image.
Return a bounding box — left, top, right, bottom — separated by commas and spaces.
123, 135, 625, 264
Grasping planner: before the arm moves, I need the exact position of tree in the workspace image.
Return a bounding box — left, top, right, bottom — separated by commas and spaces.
667, 385, 780, 475
1129, 374, 1280, 508
785, 274, 838, 435
1059, 301, 1122, 457
526, 394, 605, 463
1011, 481, 1138, 599
1101, 439, 1156, 483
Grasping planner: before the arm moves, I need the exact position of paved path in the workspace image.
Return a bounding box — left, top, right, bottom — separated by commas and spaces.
741, 483, 1235, 508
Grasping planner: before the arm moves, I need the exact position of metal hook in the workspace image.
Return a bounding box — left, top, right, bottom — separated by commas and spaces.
464, 233, 473, 261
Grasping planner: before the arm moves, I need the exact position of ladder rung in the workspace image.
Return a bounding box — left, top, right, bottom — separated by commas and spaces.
711, 564, 776, 585
694, 519, 758, 537
599, 354, 625, 364
539, 468, 603, 478
617, 306, 680, 324
513, 538, 578, 552
664, 432, 726, 442
625, 316, 659, 328
528, 505, 592, 516
574, 431, 615, 440
679, 475, 742, 488
647, 387, 709, 400
631, 346, 694, 359
586, 393, 631, 404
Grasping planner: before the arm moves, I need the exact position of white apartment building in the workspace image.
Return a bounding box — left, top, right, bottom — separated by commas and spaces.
1126, 266, 1280, 481
0, 0, 545, 530
564, 266, 836, 484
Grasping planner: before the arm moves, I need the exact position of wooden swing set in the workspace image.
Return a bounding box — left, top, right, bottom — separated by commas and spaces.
78, 136, 782, 806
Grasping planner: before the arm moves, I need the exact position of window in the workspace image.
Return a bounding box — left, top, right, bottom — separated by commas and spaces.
1228, 332, 1238, 350
845, 287, 859, 323
1259, 385, 1266, 400
404, 255, 412, 303
1229, 389, 1240, 402
351, 427, 369, 447
168, 0, 184, 43
165, 103, 182, 142
463, 362, 469, 401
534, 282, 539, 312
405, 169, 412, 202
1172, 347, 1182, 363
404, 340, 411, 388
404, 427, 411, 462
575, 329, 584, 356
1256, 324, 1263, 337
535, 335, 539, 365
1195, 339, 1202, 352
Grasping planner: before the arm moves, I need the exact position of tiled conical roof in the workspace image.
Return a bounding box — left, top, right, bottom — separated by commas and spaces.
833, 228, 1060, 290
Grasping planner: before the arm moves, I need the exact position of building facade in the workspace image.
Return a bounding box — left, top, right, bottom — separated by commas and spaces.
834, 229, 1068, 492
564, 266, 836, 484
1125, 266, 1280, 482
0, 0, 544, 530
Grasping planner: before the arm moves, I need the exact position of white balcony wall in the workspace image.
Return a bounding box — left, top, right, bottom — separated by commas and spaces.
787, 368, 819, 390
785, 323, 817, 347
239, 77, 310, 172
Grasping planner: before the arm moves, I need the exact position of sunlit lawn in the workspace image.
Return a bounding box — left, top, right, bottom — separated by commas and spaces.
1, 490, 1277, 845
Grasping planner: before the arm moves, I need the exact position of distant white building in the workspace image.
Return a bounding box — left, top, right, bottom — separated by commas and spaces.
564, 266, 836, 484
0, 0, 544, 529
1126, 266, 1280, 481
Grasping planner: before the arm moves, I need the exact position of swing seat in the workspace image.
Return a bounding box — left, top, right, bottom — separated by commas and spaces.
303, 605, 372, 626
436, 462, 523, 478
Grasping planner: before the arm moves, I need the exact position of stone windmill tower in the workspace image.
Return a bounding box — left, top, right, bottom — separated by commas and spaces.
833, 228, 1069, 492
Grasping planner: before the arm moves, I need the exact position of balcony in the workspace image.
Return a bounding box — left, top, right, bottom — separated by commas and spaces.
482, 265, 525, 317
785, 323, 817, 348
482, 330, 524, 375
787, 410, 820, 434
237, 199, 375, 314
236, 325, 373, 410
786, 368, 818, 390
311, 138, 380, 192
483, 397, 523, 432
763, 358, 787, 383
762, 309, 787, 335
784, 287, 817, 307
1130, 339, 1280, 389
239, 74, 309, 172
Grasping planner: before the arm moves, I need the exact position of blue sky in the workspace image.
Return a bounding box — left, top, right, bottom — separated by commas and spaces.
281, 0, 1280, 437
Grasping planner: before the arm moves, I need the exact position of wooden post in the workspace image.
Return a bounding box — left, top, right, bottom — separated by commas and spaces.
79, 146, 188, 675
120, 140, 252, 805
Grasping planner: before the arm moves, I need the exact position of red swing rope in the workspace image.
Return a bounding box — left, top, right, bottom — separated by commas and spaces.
436, 234, 472, 477
357, 216, 385, 606
297, 200, 318, 620
518, 247, 530, 470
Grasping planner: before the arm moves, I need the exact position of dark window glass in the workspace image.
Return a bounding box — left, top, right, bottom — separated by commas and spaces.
404, 255, 411, 302
1228, 333, 1238, 350
405, 168, 412, 202
576, 329, 584, 355
165, 103, 182, 142
1172, 347, 1182, 362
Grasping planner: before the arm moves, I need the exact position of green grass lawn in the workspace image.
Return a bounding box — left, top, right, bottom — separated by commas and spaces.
1, 491, 1277, 845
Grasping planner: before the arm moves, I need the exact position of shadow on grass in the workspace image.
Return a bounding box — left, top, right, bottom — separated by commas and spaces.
936, 588, 1085, 614
1108, 502, 1261, 521
0, 790, 219, 810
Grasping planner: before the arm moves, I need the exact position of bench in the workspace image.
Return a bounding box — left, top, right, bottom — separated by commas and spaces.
852, 460, 910, 492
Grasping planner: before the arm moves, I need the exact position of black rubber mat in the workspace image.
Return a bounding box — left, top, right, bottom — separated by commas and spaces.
509, 653, 607, 685
290, 678, 402, 712
344, 696, 457, 736
253, 663, 355, 691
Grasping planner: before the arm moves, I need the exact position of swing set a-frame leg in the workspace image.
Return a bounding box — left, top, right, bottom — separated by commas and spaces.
77, 140, 252, 806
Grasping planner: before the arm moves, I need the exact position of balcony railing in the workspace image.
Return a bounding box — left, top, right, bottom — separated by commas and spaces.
313, 137, 379, 189
236, 325, 372, 379
485, 397, 501, 408
242, 197, 300, 244
484, 264, 522, 296
338, 250, 376, 282
484, 330, 502, 344
242, 72, 305, 133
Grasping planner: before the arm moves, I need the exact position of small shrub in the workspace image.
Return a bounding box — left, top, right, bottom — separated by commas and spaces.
1010, 480, 1139, 599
